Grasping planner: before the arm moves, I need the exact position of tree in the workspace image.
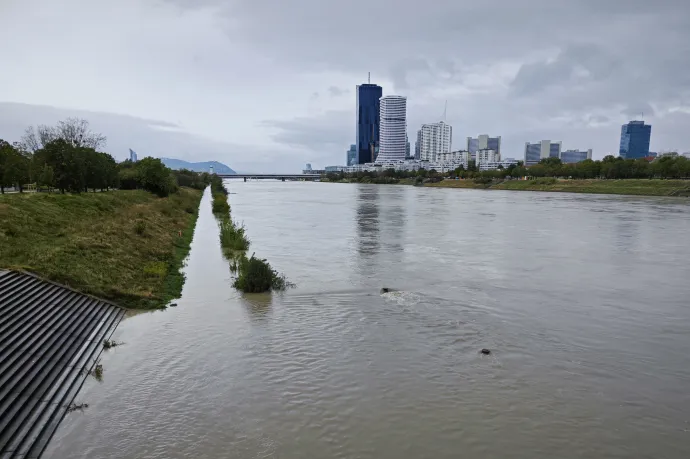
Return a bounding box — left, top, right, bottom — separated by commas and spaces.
21, 118, 106, 152
0, 139, 11, 193
38, 164, 55, 190
0, 140, 31, 192
133, 157, 178, 197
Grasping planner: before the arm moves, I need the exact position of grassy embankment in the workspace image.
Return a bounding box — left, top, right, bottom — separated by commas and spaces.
425, 178, 690, 196
209, 176, 289, 293
0, 188, 203, 309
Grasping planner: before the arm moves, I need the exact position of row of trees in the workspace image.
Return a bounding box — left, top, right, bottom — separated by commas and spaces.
1, 118, 210, 196
494, 156, 690, 180
325, 155, 690, 184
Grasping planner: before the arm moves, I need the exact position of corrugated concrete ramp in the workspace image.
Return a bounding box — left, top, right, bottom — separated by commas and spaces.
0, 270, 125, 459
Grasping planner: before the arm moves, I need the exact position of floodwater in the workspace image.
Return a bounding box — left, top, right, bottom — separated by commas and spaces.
46, 183, 690, 459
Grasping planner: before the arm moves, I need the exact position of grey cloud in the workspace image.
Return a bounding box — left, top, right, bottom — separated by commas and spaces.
328, 86, 348, 97
389, 58, 430, 91
511, 43, 620, 96
621, 103, 655, 119
5, 0, 690, 170
0, 102, 302, 173
262, 110, 352, 166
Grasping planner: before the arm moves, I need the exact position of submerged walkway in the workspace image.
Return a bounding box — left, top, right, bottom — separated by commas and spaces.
0, 270, 125, 459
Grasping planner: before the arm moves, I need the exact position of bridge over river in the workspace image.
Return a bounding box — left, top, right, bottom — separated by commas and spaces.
217, 174, 321, 181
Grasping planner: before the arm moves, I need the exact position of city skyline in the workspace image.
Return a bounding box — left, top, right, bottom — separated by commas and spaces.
1, 1, 689, 173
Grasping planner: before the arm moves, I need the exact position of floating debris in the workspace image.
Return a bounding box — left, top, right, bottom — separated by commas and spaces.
89, 361, 104, 381
103, 339, 124, 349
66, 402, 89, 413
481, 348, 491, 355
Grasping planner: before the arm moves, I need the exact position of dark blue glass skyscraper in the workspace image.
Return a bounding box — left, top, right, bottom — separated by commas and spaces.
619, 121, 651, 159
356, 83, 382, 164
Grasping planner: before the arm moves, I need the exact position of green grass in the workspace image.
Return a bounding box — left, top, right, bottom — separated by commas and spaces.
219, 219, 250, 252
0, 188, 203, 309
425, 178, 690, 196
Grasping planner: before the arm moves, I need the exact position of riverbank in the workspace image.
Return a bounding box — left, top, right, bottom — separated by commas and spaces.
424, 178, 690, 196
0, 188, 203, 309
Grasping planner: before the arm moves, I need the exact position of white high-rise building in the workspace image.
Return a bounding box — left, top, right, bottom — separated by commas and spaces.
376, 95, 407, 163
476, 149, 500, 166
418, 121, 453, 162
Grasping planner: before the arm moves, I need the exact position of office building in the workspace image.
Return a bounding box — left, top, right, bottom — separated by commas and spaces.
356, 82, 383, 164
415, 130, 422, 160
476, 149, 500, 166
524, 140, 561, 166
418, 121, 453, 162
619, 120, 652, 159
479, 158, 519, 171
406, 135, 411, 159
437, 150, 471, 169
346, 144, 357, 166
129, 149, 138, 162
560, 149, 592, 164
376, 95, 407, 163
467, 135, 501, 160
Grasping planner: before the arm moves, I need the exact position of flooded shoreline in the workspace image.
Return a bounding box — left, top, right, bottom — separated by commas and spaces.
46, 183, 690, 459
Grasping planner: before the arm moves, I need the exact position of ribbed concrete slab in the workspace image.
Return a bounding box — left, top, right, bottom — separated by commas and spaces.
0, 270, 125, 459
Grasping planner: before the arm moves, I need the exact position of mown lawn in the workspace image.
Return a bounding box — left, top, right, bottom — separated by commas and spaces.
0, 188, 203, 309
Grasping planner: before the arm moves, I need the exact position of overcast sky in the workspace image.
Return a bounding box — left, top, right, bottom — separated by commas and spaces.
1, 0, 689, 172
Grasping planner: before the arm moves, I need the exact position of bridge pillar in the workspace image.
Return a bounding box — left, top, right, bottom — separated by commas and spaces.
244, 177, 247, 182
281, 177, 285, 182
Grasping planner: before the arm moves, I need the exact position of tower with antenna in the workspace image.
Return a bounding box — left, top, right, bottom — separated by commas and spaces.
355, 72, 382, 164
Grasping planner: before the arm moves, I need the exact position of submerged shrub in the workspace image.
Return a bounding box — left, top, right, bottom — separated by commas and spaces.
212, 194, 230, 215
219, 219, 249, 251
233, 254, 288, 293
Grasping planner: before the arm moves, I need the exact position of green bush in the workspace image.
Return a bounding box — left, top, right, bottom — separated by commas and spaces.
219, 219, 249, 251
210, 175, 228, 196
233, 254, 287, 293
212, 194, 230, 215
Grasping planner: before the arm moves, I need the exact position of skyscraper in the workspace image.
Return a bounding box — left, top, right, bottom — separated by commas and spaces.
619, 120, 652, 159
376, 95, 407, 163
356, 82, 383, 164
467, 135, 501, 160
415, 129, 422, 160
129, 149, 138, 162
418, 121, 453, 162
560, 149, 593, 164
524, 140, 561, 166
346, 144, 357, 166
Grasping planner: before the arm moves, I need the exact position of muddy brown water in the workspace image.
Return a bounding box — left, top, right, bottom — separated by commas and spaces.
46, 183, 690, 458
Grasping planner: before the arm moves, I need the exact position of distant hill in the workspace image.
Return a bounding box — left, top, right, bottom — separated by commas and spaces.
160, 158, 236, 174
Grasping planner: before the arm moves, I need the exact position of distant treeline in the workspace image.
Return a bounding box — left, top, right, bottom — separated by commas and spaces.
0, 118, 210, 196
325, 155, 690, 184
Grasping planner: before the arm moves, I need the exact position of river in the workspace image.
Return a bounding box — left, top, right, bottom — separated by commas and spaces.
45, 183, 690, 459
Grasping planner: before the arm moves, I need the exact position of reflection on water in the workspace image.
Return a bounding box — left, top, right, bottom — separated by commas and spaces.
46, 184, 690, 459
356, 185, 380, 257
240, 293, 274, 322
